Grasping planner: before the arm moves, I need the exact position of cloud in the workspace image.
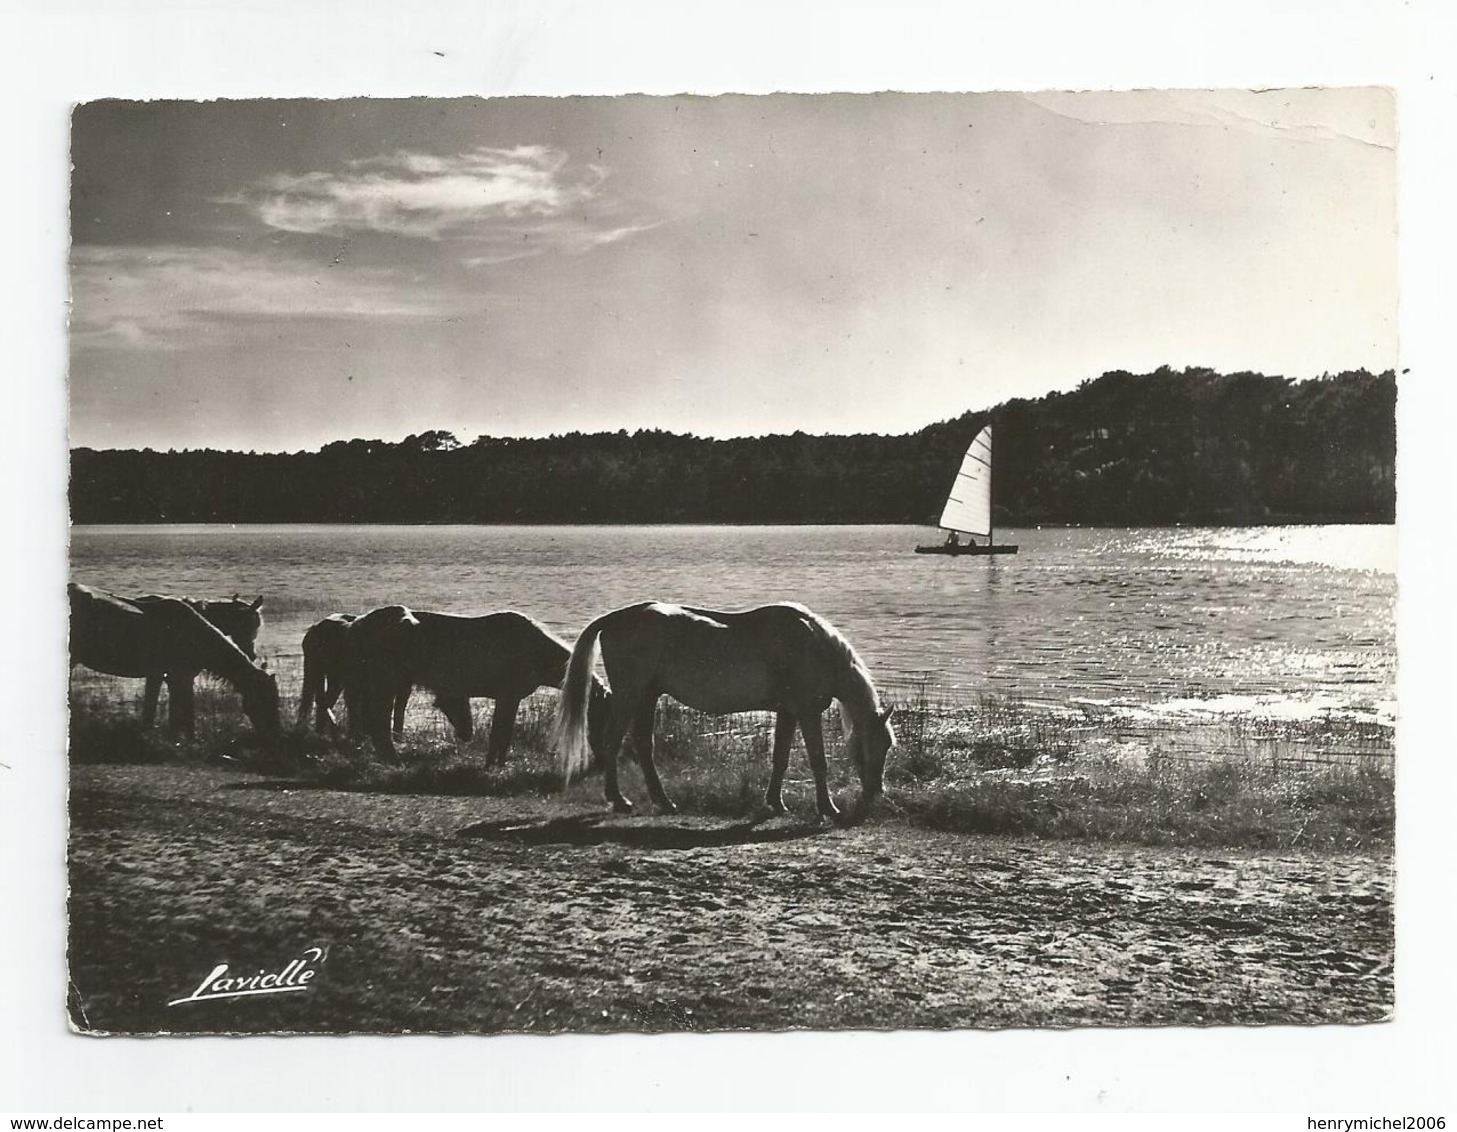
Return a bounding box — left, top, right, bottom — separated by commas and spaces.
69, 244, 466, 352
460, 219, 661, 267
236, 145, 651, 256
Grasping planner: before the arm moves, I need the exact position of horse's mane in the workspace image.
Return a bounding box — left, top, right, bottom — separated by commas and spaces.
793, 603, 883, 718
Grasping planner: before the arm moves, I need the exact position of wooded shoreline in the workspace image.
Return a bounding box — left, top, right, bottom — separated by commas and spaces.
71, 367, 1396, 527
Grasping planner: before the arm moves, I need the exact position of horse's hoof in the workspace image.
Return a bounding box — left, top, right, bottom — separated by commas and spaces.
816, 801, 842, 823
764, 797, 789, 815
656, 799, 679, 815
611, 797, 634, 814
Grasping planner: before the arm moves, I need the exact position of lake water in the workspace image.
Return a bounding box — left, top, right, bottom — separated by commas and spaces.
70, 523, 1396, 729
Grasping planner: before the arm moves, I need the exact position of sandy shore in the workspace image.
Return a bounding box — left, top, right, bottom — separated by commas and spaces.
67, 763, 1393, 1034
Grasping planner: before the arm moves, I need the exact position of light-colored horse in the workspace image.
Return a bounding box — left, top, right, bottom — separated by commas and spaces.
133, 594, 264, 730
296, 613, 408, 737
69, 583, 281, 738
552, 601, 895, 819
345, 606, 611, 762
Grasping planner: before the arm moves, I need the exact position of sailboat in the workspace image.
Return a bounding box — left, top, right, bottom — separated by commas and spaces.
914, 424, 1019, 556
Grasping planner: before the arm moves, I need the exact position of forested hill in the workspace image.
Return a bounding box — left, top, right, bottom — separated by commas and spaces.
69, 367, 1396, 526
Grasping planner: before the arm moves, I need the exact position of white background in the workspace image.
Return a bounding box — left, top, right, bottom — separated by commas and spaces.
2, 0, 1452, 1114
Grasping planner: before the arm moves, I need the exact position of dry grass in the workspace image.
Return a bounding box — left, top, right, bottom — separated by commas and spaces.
892, 754, 1392, 851
67, 663, 1394, 853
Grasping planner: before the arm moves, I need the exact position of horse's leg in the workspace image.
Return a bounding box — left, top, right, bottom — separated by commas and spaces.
343, 678, 366, 739
798, 711, 840, 821
601, 701, 635, 814
764, 710, 796, 814
435, 694, 473, 742
167, 673, 196, 739
486, 697, 519, 765
392, 685, 410, 739
314, 679, 338, 734
368, 711, 398, 760
630, 695, 676, 813
296, 663, 316, 730
362, 674, 398, 761
142, 675, 162, 729
585, 683, 610, 770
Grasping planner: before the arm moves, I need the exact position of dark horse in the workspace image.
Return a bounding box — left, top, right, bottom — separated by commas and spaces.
296, 613, 407, 736
69, 583, 280, 738
133, 594, 264, 731
552, 601, 895, 819
345, 605, 611, 762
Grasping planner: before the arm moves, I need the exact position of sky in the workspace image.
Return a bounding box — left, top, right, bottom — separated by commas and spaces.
68, 88, 1397, 452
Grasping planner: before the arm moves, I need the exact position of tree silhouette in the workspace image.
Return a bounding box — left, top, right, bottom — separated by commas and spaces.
69, 368, 1396, 527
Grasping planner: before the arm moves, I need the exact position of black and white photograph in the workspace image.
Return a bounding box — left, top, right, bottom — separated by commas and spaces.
63, 86, 1397, 1035
5, 0, 1453, 1116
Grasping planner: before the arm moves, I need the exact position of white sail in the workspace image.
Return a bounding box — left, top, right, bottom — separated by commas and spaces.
937, 425, 994, 538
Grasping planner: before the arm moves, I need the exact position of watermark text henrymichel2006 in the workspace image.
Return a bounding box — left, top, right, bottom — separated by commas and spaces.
168, 946, 326, 1007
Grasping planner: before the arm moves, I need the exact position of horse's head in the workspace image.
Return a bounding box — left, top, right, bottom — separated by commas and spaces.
204, 598, 265, 660
242, 670, 283, 737
849, 706, 896, 802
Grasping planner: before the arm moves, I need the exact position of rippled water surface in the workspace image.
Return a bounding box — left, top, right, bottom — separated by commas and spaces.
70, 524, 1395, 725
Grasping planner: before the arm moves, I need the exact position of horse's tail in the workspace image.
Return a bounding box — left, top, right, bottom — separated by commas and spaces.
297, 630, 323, 727
552, 611, 613, 783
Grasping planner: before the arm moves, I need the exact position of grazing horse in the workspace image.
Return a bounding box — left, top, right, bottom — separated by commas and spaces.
296, 614, 409, 737
345, 605, 611, 762
552, 601, 896, 819
69, 583, 281, 738
133, 594, 264, 730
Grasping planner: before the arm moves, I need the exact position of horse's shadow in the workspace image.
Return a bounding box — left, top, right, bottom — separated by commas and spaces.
218, 780, 836, 848
457, 811, 829, 850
